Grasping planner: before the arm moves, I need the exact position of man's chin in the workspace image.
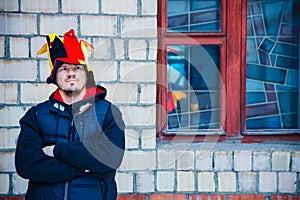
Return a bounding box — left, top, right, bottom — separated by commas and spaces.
65, 89, 80, 96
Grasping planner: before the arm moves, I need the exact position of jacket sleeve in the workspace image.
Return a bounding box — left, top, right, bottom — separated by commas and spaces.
15, 107, 85, 183
54, 104, 125, 173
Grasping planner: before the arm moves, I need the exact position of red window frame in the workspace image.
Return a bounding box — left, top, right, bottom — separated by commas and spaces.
157, 0, 300, 142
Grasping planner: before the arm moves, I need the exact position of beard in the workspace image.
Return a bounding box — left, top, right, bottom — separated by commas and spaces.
64, 88, 82, 97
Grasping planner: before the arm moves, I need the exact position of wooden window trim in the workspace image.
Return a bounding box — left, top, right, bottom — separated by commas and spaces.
157, 0, 300, 143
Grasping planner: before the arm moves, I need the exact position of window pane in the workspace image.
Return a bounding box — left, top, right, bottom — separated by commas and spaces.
167, 0, 221, 32
167, 45, 221, 131
246, 0, 300, 129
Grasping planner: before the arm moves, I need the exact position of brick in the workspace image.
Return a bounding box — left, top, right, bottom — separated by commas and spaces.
0, 37, 5, 57
39, 60, 52, 82
228, 194, 265, 200
119, 106, 156, 126
259, 172, 277, 192
141, 0, 157, 15
121, 17, 157, 38
198, 172, 215, 192
128, 39, 147, 60
89, 61, 118, 82
0, 83, 18, 104
119, 150, 156, 170
120, 61, 156, 82
177, 150, 194, 170
177, 171, 194, 192
0, 128, 19, 149
141, 129, 156, 149
124, 129, 139, 149
21, 83, 56, 104
0, 197, 25, 200
157, 171, 174, 191
0, 106, 28, 127
214, 151, 233, 171
218, 172, 236, 192
12, 174, 28, 195
272, 151, 290, 171
0, 151, 15, 172
278, 172, 297, 193
291, 151, 300, 172
102, 0, 137, 15
136, 171, 154, 193
103, 83, 138, 104
116, 172, 133, 193
270, 195, 300, 200
195, 150, 213, 171
40, 15, 77, 35
93, 38, 112, 59
234, 151, 252, 171
190, 194, 225, 200
148, 39, 157, 60
0, 60, 37, 81
0, 0, 19, 11
114, 38, 125, 59
31, 36, 46, 59
62, 0, 98, 13
149, 194, 186, 200
238, 172, 256, 192
253, 151, 271, 171
21, 0, 58, 13
157, 150, 176, 170
0, 174, 9, 194
0, 14, 37, 35
117, 194, 146, 200
81, 16, 117, 36
139, 84, 156, 104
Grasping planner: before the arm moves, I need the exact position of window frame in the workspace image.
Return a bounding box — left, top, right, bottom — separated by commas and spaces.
157, 0, 300, 142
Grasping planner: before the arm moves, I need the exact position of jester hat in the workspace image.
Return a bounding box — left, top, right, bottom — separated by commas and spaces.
37, 29, 94, 84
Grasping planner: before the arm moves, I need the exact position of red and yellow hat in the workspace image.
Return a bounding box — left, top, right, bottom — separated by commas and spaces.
37, 29, 94, 84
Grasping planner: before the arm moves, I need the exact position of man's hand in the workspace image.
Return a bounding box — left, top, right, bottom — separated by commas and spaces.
42, 145, 55, 157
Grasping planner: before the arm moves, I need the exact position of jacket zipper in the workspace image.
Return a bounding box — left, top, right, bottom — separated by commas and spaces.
64, 181, 69, 200
63, 116, 74, 200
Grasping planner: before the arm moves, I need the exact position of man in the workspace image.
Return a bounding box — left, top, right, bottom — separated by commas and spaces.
15, 29, 125, 200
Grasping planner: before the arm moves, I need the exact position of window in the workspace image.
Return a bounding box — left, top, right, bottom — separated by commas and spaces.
158, 0, 300, 140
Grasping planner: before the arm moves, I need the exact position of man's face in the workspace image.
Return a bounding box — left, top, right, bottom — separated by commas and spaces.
55, 63, 87, 95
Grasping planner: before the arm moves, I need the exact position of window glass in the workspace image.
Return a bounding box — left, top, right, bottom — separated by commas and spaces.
167, 45, 221, 132
167, 0, 221, 32
246, 0, 300, 129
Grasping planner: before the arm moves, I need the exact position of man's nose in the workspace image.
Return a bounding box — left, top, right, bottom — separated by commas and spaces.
67, 67, 77, 76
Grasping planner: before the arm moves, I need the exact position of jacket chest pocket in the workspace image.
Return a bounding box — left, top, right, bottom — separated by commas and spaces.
73, 111, 103, 142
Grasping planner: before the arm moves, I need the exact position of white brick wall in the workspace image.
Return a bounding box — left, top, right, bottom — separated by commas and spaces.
10, 37, 29, 58
157, 171, 174, 191
0, 60, 37, 81
0, 14, 37, 35
21, 0, 58, 13
81, 16, 117, 36
0, 0, 19, 11
198, 172, 215, 192
40, 15, 78, 35
177, 171, 194, 192
0, 174, 10, 194
62, 0, 98, 13
0, 83, 18, 104
259, 172, 277, 192
102, 0, 137, 15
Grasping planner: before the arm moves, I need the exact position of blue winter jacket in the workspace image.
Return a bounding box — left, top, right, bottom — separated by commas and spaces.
15, 86, 125, 200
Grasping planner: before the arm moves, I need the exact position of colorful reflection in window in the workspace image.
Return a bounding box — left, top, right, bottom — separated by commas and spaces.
167, 0, 221, 32
167, 45, 221, 131
246, 0, 300, 129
